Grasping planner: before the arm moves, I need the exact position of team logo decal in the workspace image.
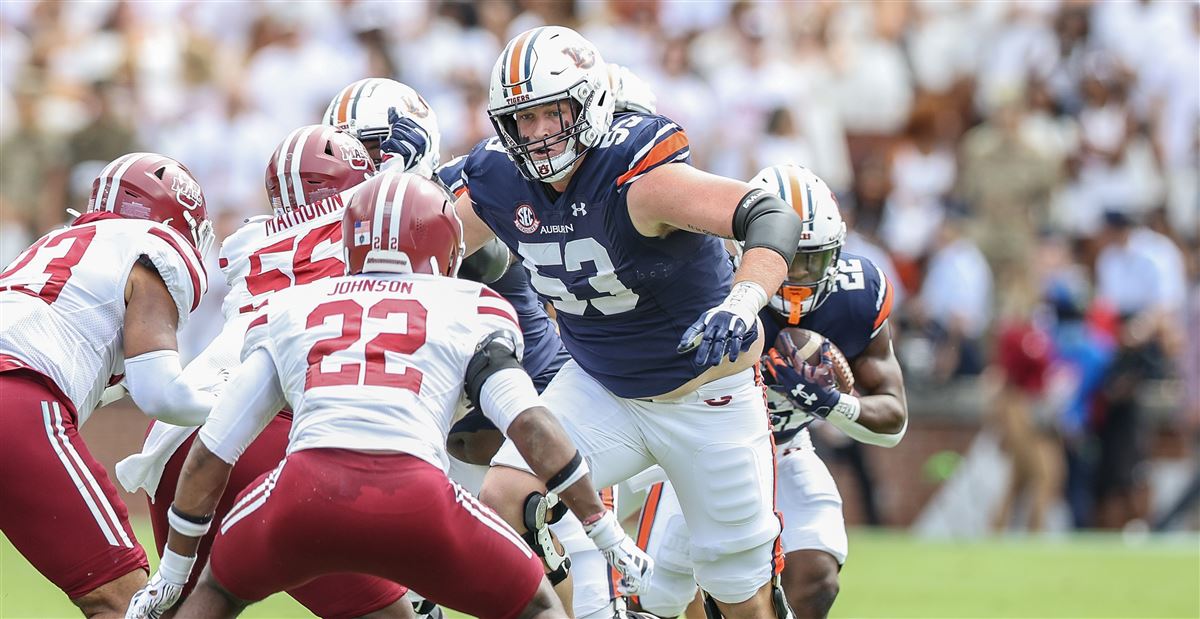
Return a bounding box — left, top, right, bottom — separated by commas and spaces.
338, 140, 372, 171
402, 94, 432, 119
514, 203, 540, 234
563, 46, 595, 69
171, 173, 203, 210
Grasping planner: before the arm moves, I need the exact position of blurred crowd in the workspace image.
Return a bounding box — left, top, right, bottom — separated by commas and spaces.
1, 0, 1196, 531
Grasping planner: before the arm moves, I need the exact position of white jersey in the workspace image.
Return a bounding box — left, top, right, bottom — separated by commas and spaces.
117, 189, 357, 496
218, 191, 354, 320
0, 214, 206, 424
243, 272, 523, 471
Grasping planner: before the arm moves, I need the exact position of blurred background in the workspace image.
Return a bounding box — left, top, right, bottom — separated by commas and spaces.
1, 0, 1197, 560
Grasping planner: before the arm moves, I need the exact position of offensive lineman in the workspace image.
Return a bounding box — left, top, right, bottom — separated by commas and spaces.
446, 26, 803, 618
126, 172, 651, 619
0, 153, 215, 617
631, 165, 908, 618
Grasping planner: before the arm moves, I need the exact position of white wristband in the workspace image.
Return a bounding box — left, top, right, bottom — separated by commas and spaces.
823, 394, 907, 448
829, 393, 861, 424
167, 505, 212, 538
158, 548, 196, 586
723, 281, 769, 317
583, 510, 623, 551
547, 455, 590, 496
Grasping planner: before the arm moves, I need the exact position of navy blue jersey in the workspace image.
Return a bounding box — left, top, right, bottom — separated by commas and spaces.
437, 157, 567, 380
764, 252, 895, 443
462, 113, 733, 398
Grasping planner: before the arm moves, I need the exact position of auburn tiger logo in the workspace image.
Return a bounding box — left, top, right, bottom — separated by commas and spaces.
563, 46, 595, 69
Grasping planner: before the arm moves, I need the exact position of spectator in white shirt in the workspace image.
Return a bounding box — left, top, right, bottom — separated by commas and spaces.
916, 209, 994, 379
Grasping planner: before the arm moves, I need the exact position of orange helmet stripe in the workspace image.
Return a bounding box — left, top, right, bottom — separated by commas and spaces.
787, 169, 807, 220
506, 30, 534, 96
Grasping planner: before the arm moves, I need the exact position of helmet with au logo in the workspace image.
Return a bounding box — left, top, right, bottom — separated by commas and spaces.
88, 152, 215, 257
749, 164, 846, 323
342, 172, 464, 277
323, 78, 441, 174
264, 125, 375, 214
487, 26, 615, 183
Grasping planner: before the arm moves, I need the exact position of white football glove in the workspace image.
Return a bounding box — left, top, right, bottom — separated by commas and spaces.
584, 510, 654, 595
126, 550, 194, 619
608, 64, 657, 115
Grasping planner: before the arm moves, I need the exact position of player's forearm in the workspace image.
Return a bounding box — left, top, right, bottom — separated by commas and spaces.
507, 409, 606, 518
734, 246, 788, 298
856, 393, 908, 435
825, 393, 907, 448
124, 350, 217, 426
166, 440, 233, 557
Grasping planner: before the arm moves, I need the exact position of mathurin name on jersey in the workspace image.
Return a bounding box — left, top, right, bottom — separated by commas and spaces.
328, 279, 415, 296
265, 195, 345, 236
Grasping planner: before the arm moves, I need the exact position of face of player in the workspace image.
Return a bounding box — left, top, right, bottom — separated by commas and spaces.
513, 100, 577, 160
788, 248, 836, 285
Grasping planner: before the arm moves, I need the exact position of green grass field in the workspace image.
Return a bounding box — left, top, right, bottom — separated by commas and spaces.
3, 523, 1197, 618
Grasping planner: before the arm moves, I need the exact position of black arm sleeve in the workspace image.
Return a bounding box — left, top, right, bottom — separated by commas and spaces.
464, 331, 524, 407
730, 189, 803, 265
459, 237, 512, 284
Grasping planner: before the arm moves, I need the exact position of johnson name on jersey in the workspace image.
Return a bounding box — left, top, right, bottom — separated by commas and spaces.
242, 273, 524, 471
765, 252, 894, 443
0, 214, 206, 422
462, 112, 734, 398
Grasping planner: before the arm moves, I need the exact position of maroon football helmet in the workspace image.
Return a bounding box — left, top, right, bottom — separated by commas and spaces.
265, 125, 375, 213
342, 172, 464, 277
88, 152, 214, 256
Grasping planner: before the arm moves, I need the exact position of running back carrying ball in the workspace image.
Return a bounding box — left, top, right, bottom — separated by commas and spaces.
774, 328, 854, 394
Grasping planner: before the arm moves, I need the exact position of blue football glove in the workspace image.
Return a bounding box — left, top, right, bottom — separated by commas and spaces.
678, 282, 766, 368
379, 107, 430, 173
760, 337, 841, 418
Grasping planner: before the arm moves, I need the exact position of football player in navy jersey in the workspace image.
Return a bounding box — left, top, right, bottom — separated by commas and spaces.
631, 165, 908, 619
381, 67, 666, 618
443, 25, 805, 619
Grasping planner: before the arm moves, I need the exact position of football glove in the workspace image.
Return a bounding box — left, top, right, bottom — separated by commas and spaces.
584, 510, 654, 595
761, 338, 841, 418
125, 550, 194, 619
678, 281, 766, 367
608, 64, 657, 115
379, 107, 431, 173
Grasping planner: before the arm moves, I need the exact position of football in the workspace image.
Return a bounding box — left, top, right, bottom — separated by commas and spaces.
775, 327, 856, 393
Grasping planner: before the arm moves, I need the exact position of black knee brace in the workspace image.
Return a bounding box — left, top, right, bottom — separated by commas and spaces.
521, 491, 571, 585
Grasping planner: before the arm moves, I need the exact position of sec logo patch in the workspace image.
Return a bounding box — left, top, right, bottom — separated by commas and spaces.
514, 203, 540, 234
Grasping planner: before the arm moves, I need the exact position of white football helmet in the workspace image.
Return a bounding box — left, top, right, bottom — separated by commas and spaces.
487, 26, 615, 183
323, 78, 441, 175
749, 164, 846, 324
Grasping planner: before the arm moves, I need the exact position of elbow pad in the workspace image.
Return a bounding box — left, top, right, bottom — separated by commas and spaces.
731, 189, 803, 264
124, 350, 216, 426
464, 332, 524, 407
459, 238, 512, 284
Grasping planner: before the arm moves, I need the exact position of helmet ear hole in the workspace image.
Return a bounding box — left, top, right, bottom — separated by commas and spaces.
153, 166, 167, 180
324, 142, 335, 156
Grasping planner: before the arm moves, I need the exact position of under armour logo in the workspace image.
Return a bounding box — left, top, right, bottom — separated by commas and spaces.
570, 202, 587, 217
790, 385, 818, 407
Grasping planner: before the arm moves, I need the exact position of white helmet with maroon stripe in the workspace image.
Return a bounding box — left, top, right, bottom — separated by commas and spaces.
749, 164, 846, 323
264, 125, 375, 215
323, 78, 441, 174
488, 26, 615, 183
342, 171, 464, 277
88, 152, 215, 258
